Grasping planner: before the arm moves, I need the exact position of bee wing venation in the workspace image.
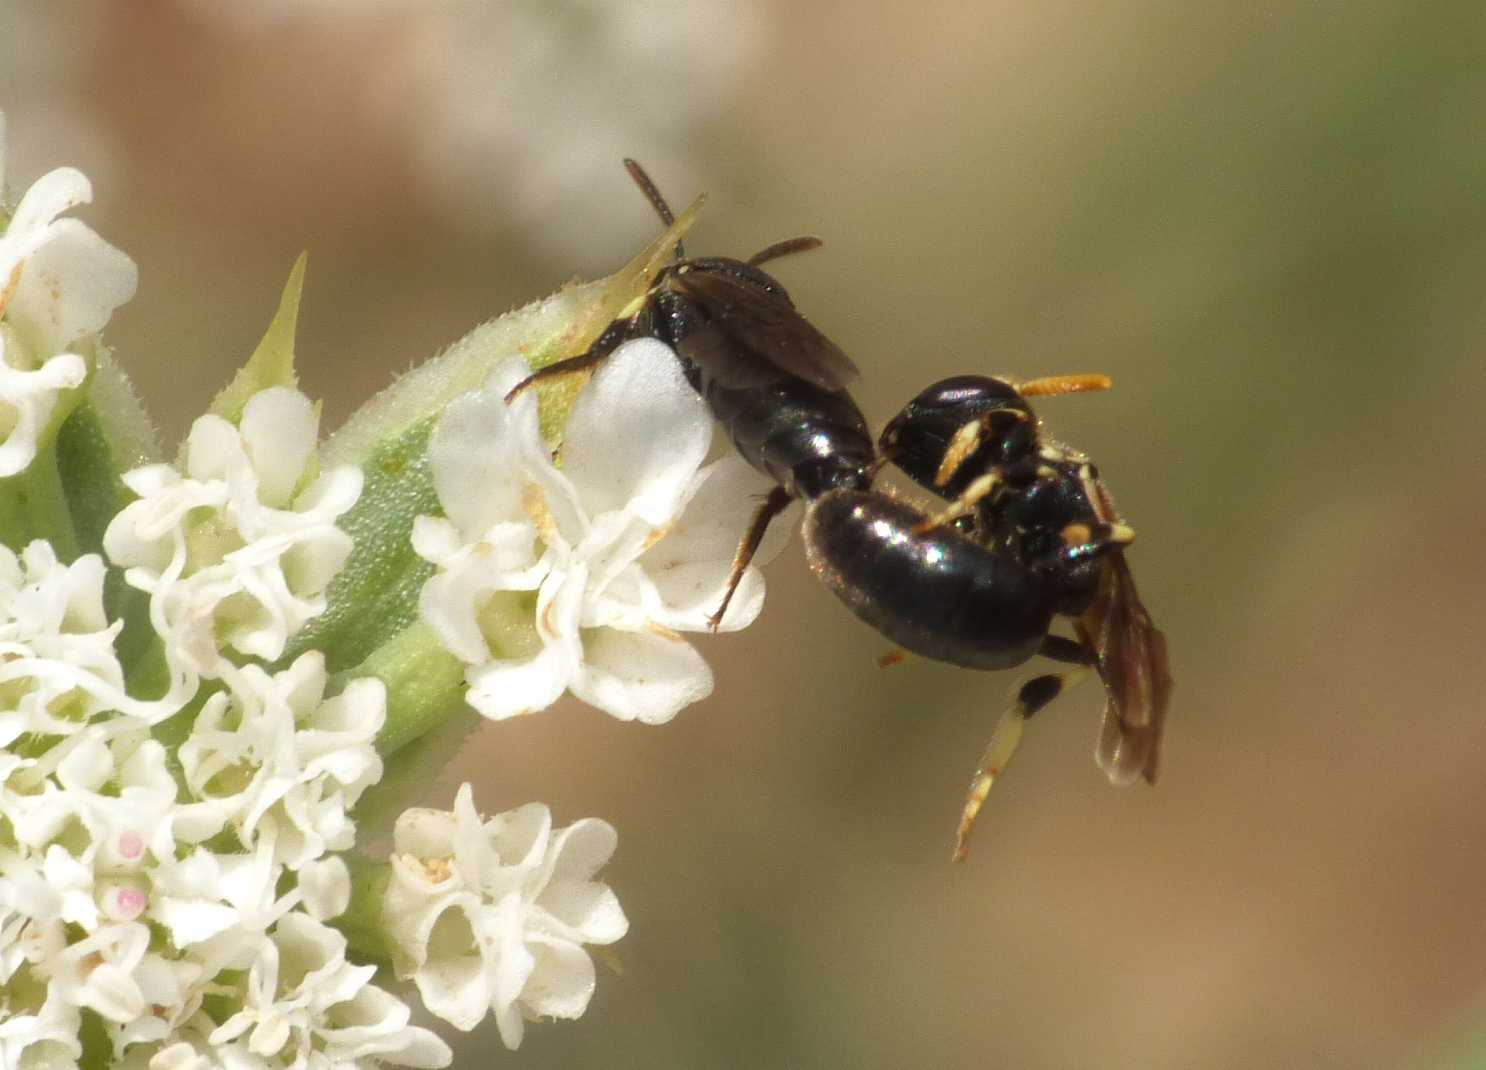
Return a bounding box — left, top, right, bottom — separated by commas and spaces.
1080, 553, 1172, 787
669, 269, 861, 391
672, 320, 795, 390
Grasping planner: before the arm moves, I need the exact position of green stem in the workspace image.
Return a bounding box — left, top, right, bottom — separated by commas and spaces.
338, 854, 394, 964
340, 620, 468, 757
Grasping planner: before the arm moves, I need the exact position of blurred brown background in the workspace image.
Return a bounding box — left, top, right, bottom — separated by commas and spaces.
6, 1, 1486, 1066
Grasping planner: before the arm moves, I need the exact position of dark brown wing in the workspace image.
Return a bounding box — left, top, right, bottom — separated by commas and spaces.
1078, 551, 1173, 787
667, 268, 861, 392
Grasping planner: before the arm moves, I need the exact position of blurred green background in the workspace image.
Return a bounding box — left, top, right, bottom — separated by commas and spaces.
5, 1, 1486, 1066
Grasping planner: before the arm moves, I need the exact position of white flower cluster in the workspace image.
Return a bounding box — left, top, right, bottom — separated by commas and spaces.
384, 784, 627, 1050
415, 337, 778, 725
0, 123, 446, 1065
103, 387, 364, 698
0, 112, 137, 476
1, 114, 773, 1063
0, 538, 444, 1069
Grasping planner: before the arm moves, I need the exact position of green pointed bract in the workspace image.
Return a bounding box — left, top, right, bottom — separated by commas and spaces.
88, 349, 161, 469
208, 252, 306, 427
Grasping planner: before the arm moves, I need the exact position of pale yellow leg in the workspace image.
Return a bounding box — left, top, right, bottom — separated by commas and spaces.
951, 666, 1092, 862
911, 471, 999, 536
952, 704, 1027, 862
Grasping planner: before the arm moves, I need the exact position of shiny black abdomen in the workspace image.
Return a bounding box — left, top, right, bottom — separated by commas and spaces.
802, 491, 1056, 670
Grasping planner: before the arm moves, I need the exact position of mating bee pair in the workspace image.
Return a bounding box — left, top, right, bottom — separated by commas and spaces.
512, 161, 1172, 861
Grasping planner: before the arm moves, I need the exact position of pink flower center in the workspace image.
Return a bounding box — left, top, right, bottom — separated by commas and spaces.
113, 887, 148, 919
117, 831, 144, 861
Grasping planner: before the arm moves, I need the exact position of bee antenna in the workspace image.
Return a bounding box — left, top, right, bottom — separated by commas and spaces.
623, 158, 684, 261
1017, 374, 1113, 398
747, 235, 824, 267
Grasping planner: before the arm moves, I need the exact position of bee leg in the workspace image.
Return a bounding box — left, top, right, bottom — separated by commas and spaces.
506, 307, 657, 403
911, 470, 1000, 536
952, 636, 1094, 863
707, 485, 793, 632
1039, 632, 1096, 666
503, 349, 612, 404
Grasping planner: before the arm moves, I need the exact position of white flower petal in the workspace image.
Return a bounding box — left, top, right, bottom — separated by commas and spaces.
297, 855, 351, 921
239, 386, 317, 508
429, 363, 540, 536
110, 388, 361, 682
179, 654, 383, 868
412, 940, 490, 1033
522, 933, 597, 1020
416, 520, 544, 665
0, 348, 86, 477
536, 819, 628, 944
6, 166, 91, 242
385, 785, 626, 1048
658, 451, 796, 566
7, 218, 138, 354
485, 802, 552, 874
181, 413, 243, 483
416, 330, 775, 726
320, 982, 453, 1067
570, 626, 713, 724
465, 644, 571, 720
559, 337, 712, 525
391, 804, 459, 865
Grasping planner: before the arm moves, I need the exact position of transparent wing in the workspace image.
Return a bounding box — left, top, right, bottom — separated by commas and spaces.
668, 268, 861, 391
1080, 552, 1173, 786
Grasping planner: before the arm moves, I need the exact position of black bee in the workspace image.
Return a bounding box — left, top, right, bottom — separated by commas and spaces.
867, 373, 1172, 859
514, 164, 1169, 860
